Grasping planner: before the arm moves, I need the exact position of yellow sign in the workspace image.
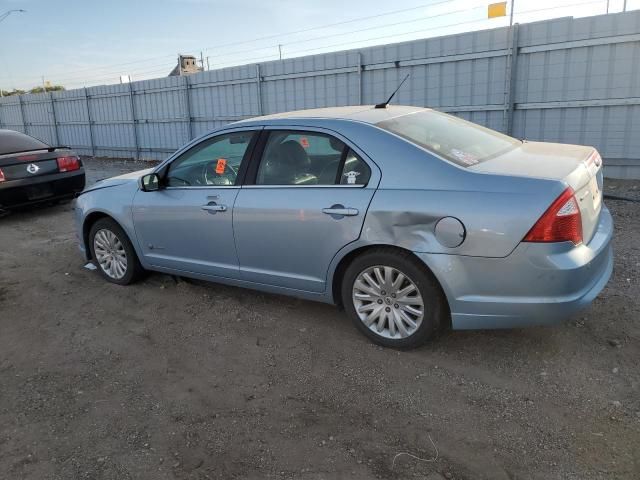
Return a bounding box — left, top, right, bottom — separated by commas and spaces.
488, 2, 507, 18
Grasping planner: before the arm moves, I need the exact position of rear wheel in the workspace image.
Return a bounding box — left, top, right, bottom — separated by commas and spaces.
342, 248, 446, 349
89, 218, 144, 285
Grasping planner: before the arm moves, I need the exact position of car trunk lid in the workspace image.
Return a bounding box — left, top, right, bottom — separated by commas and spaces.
470, 141, 603, 244
0, 149, 72, 180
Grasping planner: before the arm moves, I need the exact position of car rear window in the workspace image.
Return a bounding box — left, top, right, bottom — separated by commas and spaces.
376, 110, 520, 167
0, 130, 49, 156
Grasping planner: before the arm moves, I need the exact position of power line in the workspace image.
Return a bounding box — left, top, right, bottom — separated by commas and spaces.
12, 0, 451, 86
13, 0, 609, 89
516, 0, 603, 16
211, 0, 604, 68
0, 9, 26, 24
50, 61, 177, 85
198, 3, 484, 64
211, 18, 493, 69
62, 69, 173, 88
284, 0, 605, 59
18, 0, 578, 87
41, 0, 484, 86
197, 0, 454, 53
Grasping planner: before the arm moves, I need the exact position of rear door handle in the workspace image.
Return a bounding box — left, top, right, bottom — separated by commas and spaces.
322, 206, 359, 217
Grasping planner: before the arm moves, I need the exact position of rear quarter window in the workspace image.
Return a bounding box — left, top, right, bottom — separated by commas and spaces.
0, 130, 49, 155
376, 110, 520, 167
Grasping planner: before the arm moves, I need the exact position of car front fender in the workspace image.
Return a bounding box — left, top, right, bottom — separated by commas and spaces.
74, 182, 145, 265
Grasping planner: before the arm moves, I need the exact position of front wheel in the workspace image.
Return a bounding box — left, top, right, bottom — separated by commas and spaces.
89, 218, 144, 285
342, 248, 447, 349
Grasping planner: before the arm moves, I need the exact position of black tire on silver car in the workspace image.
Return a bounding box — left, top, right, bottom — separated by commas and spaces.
342, 248, 447, 349
89, 218, 144, 285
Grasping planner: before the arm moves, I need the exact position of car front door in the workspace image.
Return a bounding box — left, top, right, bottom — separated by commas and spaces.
132, 128, 259, 279
233, 127, 380, 293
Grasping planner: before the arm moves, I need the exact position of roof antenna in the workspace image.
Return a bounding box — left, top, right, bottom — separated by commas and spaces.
375, 73, 410, 109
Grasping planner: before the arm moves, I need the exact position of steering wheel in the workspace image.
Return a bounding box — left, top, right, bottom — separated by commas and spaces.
201, 160, 237, 186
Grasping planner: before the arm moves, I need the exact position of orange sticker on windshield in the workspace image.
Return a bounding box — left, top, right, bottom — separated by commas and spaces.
215, 158, 227, 174
300, 137, 310, 148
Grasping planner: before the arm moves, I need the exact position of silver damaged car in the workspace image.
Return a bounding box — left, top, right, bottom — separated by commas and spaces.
74, 106, 613, 348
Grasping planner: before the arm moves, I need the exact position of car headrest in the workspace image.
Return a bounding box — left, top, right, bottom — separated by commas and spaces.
272, 140, 309, 169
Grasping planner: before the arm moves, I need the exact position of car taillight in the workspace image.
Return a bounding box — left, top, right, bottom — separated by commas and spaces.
0, 168, 4, 182
523, 187, 583, 245
57, 156, 81, 172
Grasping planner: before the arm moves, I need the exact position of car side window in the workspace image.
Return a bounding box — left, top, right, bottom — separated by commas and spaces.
256, 131, 346, 186
166, 131, 255, 187
340, 149, 371, 185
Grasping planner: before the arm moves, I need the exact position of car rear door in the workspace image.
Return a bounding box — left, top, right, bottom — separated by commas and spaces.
233, 127, 380, 293
132, 128, 259, 279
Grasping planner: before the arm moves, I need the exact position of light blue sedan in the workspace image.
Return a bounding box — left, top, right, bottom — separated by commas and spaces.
74, 106, 613, 348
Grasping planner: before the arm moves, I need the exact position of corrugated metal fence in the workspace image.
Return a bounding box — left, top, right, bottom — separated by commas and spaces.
1, 10, 639, 178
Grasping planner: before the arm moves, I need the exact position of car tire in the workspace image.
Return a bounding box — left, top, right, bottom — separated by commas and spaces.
89, 217, 144, 285
341, 248, 447, 349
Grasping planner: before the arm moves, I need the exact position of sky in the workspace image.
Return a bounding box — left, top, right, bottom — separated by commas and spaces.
0, 0, 638, 91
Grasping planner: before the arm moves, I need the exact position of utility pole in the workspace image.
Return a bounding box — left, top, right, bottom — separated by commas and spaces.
42, 76, 46, 92
278, 44, 283, 61
200, 51, 204, 71
509, 0, 515, 27
623, 0, 627, 11
606, 0, 610, 13
206, 57, 210, 71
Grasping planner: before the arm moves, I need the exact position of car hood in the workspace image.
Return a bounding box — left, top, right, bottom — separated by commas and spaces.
83, 168, 153, 193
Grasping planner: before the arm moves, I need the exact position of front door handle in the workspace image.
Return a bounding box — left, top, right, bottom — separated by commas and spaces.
322, 205, 359, 217
202, 203, 227, 213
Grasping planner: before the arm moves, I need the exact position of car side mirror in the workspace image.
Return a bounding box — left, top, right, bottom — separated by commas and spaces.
140, 173, 161, 192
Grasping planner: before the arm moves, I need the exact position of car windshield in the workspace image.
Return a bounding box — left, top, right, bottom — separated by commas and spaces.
0, 130, 50, 155
376, 110, 520, 167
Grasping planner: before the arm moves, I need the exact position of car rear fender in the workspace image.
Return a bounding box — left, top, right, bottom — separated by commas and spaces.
471, 142, 604, 244
360, 173, 566, 258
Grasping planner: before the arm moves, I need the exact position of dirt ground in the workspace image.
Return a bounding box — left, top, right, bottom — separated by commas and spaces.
0, 158, 638, 480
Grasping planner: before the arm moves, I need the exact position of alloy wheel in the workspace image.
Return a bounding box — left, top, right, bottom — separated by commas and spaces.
93, 228, 128, 280
352, 265, 424, 339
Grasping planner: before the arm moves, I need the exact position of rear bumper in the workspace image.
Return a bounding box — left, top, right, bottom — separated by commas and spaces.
416, 206, 614, 329
0, 171, 85, 209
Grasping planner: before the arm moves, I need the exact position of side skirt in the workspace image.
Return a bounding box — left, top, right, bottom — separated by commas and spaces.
147, 265, 336, 305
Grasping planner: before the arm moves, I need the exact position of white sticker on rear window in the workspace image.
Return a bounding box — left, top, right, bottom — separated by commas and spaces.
450, 148, 479, 166
344, 171, 360, 184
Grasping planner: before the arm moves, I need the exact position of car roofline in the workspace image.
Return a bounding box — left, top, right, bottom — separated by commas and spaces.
232, 117, 377, 128
232, 105, 429, 126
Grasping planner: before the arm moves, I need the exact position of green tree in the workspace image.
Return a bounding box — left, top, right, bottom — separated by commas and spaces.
28, 85, 65, 94
0, 89, 25, 96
